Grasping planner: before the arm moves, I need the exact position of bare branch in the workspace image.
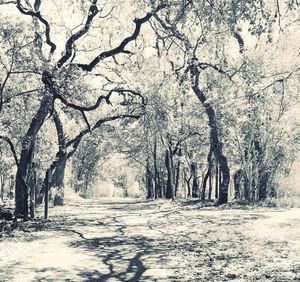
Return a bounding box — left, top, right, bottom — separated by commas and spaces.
255, 67, 300, 95
76, 4, 166, 71
198, 62, 234, 82
56, 0, 99, 68
2, 88, 41, 104
0, 0, 15, 4
80, 110, 91, 132
54, 88, 144, 112
232, 31, 244, 54
0, 135, 19, 167
16, 0, 56, 53
0, 49, 15, 111
229, 62, 245, 79
99, 5, 115, 18
275, 0, 283, 32
11, 70, 42, 76
55, 90, 112, 112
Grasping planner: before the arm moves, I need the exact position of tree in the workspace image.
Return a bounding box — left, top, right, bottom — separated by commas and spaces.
145, 0, 300, 204
0, 0, 166, 218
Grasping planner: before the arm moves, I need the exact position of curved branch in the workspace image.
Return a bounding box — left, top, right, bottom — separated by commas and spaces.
54, 90, 112, 112
0, 135, 19, 167
66, 113, 141, 159
232, 31, 244, 54
54, 88, 144, 112
198, 62, 233, 81
0, 0, 15, 4
16, 0, 56, 53
56, 0, 99, 68
0, 49, 15, 111
76, 5, 166, 71
2, 88, 41, 104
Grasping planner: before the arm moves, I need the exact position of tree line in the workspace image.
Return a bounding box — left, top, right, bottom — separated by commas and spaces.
0, 0, 299, 219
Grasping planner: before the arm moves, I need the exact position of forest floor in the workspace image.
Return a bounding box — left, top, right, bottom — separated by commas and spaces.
0, 198, 300, 282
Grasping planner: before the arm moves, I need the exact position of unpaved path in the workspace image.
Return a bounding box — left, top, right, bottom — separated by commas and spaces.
0, 199, 299, 281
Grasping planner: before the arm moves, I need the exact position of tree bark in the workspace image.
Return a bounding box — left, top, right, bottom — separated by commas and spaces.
0, 175, 4, 201
201, 149, 212, 200
233, 169, 243, 200
28, 163, 37, 219
173, 145, 182, 198
165, 147, 174, 200
190, 61, 230, 205
191, 162, 199, 198
153, 136, 161, 199
201, 168, 210, 200
208, 166, 212, 200
51, 111, 67, 205
258, 171, 269, 200
15, 91, 53, 218
146, 159, 153, 199
36, 111, 67, 206
215, 163, 219, 199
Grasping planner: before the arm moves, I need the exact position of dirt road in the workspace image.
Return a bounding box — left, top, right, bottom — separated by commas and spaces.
0, 199, 299, 281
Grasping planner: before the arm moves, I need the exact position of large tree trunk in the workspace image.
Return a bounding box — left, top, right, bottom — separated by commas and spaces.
15, 92, 53, 219
36, 111, 67, 206
190, 62, 230, 205
51, 111, 67, 206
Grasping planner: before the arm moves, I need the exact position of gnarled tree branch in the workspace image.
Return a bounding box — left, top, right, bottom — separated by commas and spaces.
54, 88, 145, 112
76, 5, 166, 71
56, 0, 99, 68
16, 0, 56, 53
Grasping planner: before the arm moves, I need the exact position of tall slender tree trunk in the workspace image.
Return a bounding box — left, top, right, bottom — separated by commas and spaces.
174, 149, 181, 198
146, 159, 153, 199
190, 61, 230, 205
184, 169, 192, 198
29, 163, 36, 219
191, 162, 199, 198
0, 175, 4, 201
208, 167, 213, 200
215, 163, 219, 199
201, 168, 209, 200
201, 149, 212, 200
153, 136, 160, 199
165, 147, 174, 200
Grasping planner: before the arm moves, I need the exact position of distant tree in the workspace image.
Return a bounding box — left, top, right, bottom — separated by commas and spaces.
145, 0, 300, 204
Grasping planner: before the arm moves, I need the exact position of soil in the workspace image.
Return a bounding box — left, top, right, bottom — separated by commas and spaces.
0, 198, 299, 281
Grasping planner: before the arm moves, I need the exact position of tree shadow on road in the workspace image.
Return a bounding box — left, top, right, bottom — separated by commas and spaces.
69, 233, 177, 281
